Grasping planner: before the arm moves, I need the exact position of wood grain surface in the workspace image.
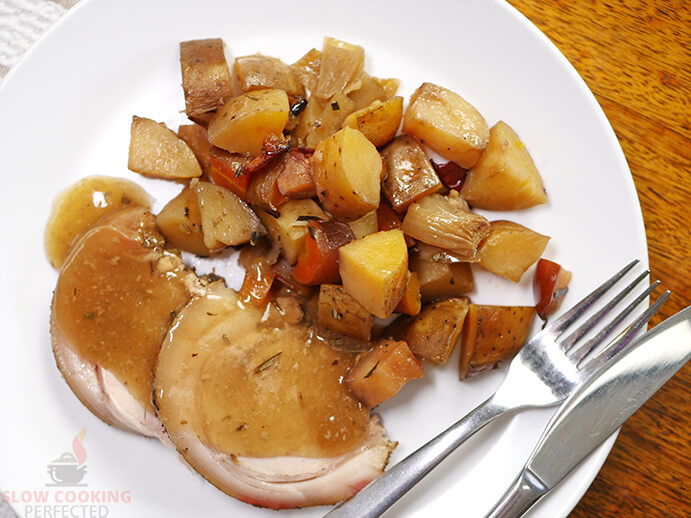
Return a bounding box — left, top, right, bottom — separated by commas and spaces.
506, 1, 690, 517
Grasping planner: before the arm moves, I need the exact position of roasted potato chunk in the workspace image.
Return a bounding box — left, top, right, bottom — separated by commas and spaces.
403, 83, 489, 168
343, 97, 403, 147
348, 211, 378, 239
339, 230, 408, 318
462, 121, 547, 209
234, 54, 305, 95
128, 116, 202, 179
193, 181, 265, 251
315, 37, 365, 99
155, 186, 210, 256
318, 284, 374, 341
208, 88, 289, 156
179, 39, 233, 124
381, 135, 442, 212
399, 297, 469, 363
311, 127, 382, 221
410, 254, 475, 302
478, 220, 550, 282
401, 192, 490, 260
257, 199, 327, 264
459, 304, 535, 379
346, 339, 424, 408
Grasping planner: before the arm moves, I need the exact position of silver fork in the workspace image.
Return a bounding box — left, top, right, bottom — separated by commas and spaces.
326, 260, 669, 518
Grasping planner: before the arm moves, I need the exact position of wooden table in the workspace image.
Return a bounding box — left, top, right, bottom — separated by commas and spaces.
506, 1, 690, 516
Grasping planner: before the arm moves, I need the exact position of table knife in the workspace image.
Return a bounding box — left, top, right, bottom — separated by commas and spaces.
485, 306, 691, 518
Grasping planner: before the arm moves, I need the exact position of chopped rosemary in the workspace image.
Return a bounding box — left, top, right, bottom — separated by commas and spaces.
234, 164, 244, 177
254, 352, 282, 374
222, 334, 230, 344
82, 312, 95, 320
363, 361, 379, 379
296, 215, 322, 221
307, 225, 316, 239
331, 101, 340, 111
250, 231, 260, 245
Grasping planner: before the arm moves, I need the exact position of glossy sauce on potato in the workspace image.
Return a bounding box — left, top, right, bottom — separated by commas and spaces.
156, 285, 370, 458
44, 176, 151, 269
52, 209, 190, 411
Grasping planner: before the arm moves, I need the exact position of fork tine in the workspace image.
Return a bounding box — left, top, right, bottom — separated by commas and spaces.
548, 259, 639, 336
559, 270, 651, 352
568, 280, 660, 363
579, 291, 670, 372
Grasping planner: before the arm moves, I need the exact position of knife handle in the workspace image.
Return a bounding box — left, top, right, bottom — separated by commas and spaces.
484, 469, 548, 518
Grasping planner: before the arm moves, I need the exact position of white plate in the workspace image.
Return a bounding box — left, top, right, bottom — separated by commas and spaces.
0, 0, 647, 517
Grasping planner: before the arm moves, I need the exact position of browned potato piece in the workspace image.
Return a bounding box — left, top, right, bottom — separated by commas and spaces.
478, 220, 550, 282
348, 211, 378, 239
177, 123, 213, 177
399, 298, 470, 363
234, 54, 305, 96
179, 39, 233, 124
395, 272, 422, 316
155, 186, 210, 256
381, 135, 442, 212
208, 88, 289, 156
315, 37, 365, 99
339, 230, 408, 318
459, 304, 535, 379
318, 284, 375, 341
346, 339, 424, 408
193, 181, 265, 251
401, 192, 490, 260
128, 116, 202, 179
462, 121, 547, 209
343, 97, 403, 147
311, 127, 382, 221
291, 48, 321, 93
256, 199, 327, 264
410, 253, 475, 302
403, 83, 489, 168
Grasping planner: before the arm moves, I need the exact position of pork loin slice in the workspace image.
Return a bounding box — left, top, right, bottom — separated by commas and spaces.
154, 283, 396, 508
51, 207, 202, 439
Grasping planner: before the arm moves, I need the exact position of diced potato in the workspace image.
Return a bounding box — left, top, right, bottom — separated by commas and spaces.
343, 97, 403, 147
128, 116, 202, 179
315, 37, 365, 99
346, 339, 424, 408
399, 298, 469, 363
177, 124, 213, 177
395, 272, 422, 316
339, 230, 408, 318
461, 121, 547, 209
403, 82, 489, 168
193, 181, 265, 251
381, 135, 442, 212
291, 48, 321, 93
179, 39, 233, 124
318, 284, 374, 341
257, 199, 327, 264
478, 220, 550, 282
155, 186, 210, 256
348, 211, 378, 239
208, 88, 289, 156
234, 54, 305, 95
410, 251, 475, 302
459, 304, 535, 379
401, 192, 490, 260
311, 127, 382, 221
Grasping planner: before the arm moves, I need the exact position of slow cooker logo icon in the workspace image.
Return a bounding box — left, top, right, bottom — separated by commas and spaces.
46, 427, 87, 487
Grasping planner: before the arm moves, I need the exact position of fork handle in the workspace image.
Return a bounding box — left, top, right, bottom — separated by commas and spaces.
484, 469, 549, 518
325, 396, 509, 518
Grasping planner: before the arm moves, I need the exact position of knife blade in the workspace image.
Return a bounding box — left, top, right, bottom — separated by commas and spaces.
485, 306, 691, 518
